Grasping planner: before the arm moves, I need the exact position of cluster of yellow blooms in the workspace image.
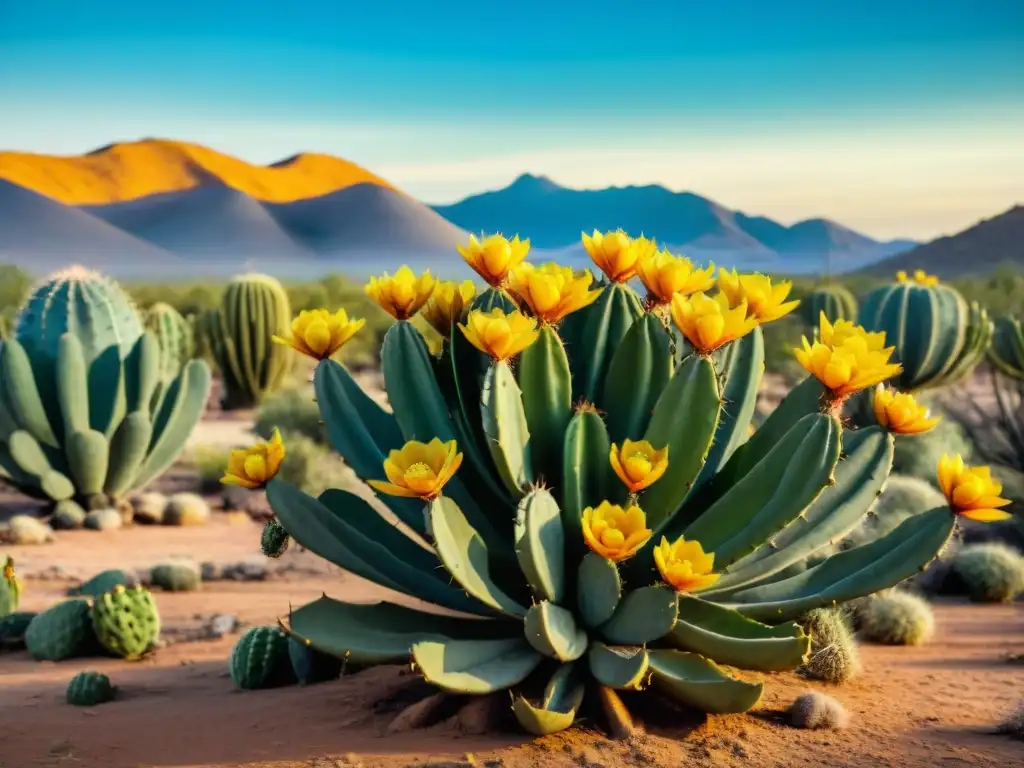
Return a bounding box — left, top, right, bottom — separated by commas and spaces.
896, 269, 940, 286
230, 229, 1013, 594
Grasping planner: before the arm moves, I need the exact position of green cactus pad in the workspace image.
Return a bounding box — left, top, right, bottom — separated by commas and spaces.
514, 487, 565, 603
599, 586, 679, 645
601, 313, 674, 444
588, 642, 650, 690
523, 602, 587, 661
512, 664, 585, 737
576, 552, 622, 629
91, 585, 160, 660
68, 569, 134, 598
649, 649, 764, 714
25, 599, 98, 661
411, 637, 543, 694
562, 409, 617, 551
287, 635, 344, 685
517, 325, 573, 485
66, 670, 116, 706
0, 610, 36, 650
229, 626, 296, 690
481, 360, 533, 495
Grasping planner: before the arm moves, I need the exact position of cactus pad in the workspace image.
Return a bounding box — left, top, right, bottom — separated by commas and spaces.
25, 599, 99, 661
91, 585, 161, 660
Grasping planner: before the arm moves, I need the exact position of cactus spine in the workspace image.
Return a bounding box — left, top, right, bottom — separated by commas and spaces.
797, 284, 857, 327
206, 274, 293, 409
143, 302, 195, 382
857, 275, 992, 391
0, 267, 211, 507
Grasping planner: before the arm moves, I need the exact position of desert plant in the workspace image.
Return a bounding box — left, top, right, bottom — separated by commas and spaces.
857, 590, 935, 645
274, 430, 354, 498
142, 301, 195, 382
150, 559, 201, 592
91, 584, 161, 660
0, 266, 212, 508
997, 701, 1024, 741
66, 671, 116, 706
948, 542, 1024, 603
230, 626, 296, 690
50, 499, 87, 530
261, 519, 290, 558
203, 273, 293, 409
68, 569, 134, 598
253, 387, 325, 445
163, 492, 210, 526
857, 270, 993, 392
842, 475, 947, 550
246, 234, 998, 737
798, 607, 860, 684
797, 284, 858, 327
787, 691, 848, 730
288, 635, 344, 685
1, 557, 21, 617
0, 611, 35, 650
24, 598, 98, 661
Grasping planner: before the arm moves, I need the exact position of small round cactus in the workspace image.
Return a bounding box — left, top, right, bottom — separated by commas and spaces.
50, 499, 88, 530
260, 519, 290, 559
948, 542, 1024, 603
163, 493, 210, 526
787, 691, 849, 730
66, 671, 116, 706
132, 492, 168, 525
91, 585, 161, 660
857, 590, 935, 646
150, 560, 201, 592
229, 626, 296, 690
798, 608, 860, 684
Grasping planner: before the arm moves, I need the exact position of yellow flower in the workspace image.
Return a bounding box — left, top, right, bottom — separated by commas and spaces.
717, 269, 800, 323
458, 307, 540, 360
221, 429, 285, 489
421, 280, 476, 338
2, 557, 20, 604
897, 269, 939, 286
609, 440, 669, 493
367, 438, 463, 501
581, 501, 652, 562
272, 308, 365, 361
794, 313, 903, 397
507, 262, 602, 324
937, 454, 1012, 522
654, 536, 720, 593
458, 233, 531, 287
581, 230, 656, 283
872, 385, 940, 434
670, 291, 759, 354
636, 248, 716, 304
365, 266, 436, 320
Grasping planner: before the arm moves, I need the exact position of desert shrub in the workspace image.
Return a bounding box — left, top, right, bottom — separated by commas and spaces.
798, 608, 860, 684
842, 475, 946, 551
857, 590, 935, 646
787, 691, 849, 730
275, 431, 355, 498
254, 387, 325, 445
948, 542, 1024, 602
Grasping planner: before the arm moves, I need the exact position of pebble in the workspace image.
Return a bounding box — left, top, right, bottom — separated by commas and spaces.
1, 515, 55, 545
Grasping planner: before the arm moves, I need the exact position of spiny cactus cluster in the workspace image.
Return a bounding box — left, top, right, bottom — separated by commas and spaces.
948, 542, 1024, 603
0, 266, 211, 508
856, 590, 935, 646
230, 231, 988, 737
798, 607, 860, 684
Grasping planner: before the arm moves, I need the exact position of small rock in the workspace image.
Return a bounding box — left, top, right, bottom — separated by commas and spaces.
50, 500, 87, 530
132, 492, 168, 525
454, 694, 506, 735
205, 613, 241, 639
84, 508, 123, 531
164, 493, 210, 526
135, 568, 153, 587
200, 562, 223, 581
225, 561, 268, 581
3, 515, 55, 545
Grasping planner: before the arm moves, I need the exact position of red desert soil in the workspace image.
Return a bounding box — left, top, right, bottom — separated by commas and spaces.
2, 519, 1023, 768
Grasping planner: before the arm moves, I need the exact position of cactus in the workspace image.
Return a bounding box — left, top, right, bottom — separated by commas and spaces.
68, 569, 135, 598
205, 274, 293, 410
150, 559, 201, 592
856, 590, 934, 646
787, 691, 849, 730
91, 584, 161, 660
989, 314, 1024, 379
1, 557, 20, 617
857, 274, 993, 392
798, 608, 860, 684
131, 491, 168, 524
143, 302, 195, 382
288, 635, 344, 685
50, 499, 87, 529
25, 598, 99, 660
0, 312, 10, 340
947, 543, 1024, 603
261, 519, 290, 558
229, 626, 296, 690
66, 671, 116, 706
0, 266, 212, 508
163, 492, 210, 526
265, 246, 964, 737
797, 285, 857, 327
0, 610, 36, 650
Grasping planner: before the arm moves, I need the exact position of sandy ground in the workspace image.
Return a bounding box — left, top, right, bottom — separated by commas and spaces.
2, 518, 1023, 768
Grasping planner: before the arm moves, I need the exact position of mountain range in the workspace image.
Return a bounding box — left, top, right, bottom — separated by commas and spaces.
0, 137, 1005, 280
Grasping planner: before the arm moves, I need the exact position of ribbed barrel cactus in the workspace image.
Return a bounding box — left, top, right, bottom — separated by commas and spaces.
241, 235, 1002, 737
143, 302, 195, 382
0, 267, 211, 507
857, 270, 992, 391
205, 274, 293, 410
797, 284, 857, 327
988, 315, 1024, 380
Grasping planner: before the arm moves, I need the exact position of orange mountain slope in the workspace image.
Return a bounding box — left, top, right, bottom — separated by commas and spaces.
0, 138, 394, 205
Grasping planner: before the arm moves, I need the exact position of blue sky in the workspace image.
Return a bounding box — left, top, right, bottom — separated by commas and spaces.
1, 0, 1022, 239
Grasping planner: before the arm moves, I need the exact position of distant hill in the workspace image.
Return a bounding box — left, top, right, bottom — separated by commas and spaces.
0, 138, 392, 205
864, 206, 1024, 278
432, 173, 916, 274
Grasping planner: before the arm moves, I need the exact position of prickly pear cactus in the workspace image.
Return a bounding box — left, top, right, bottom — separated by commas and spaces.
288, 635, 344, 685
1, 557, 20, 617
91, 585, 160, 660
259, 233, 987, 737
229, 626, 295, 690
858, 271, 993, 391
66, 670, 116, 706
205, 274, 293, 410
143, 302, 195, 382
68, 569, 135, 598
0, 266, 212, 508
0, 610, 36, 650
797, 284, 857, 327
260, 519, 290, 558
25, 598, 98, 661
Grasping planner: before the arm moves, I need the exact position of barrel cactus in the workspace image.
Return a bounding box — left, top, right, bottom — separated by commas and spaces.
242, 232, 1002, 737
204, 274, 293, 409
857, 270, 993, 392
143, 302, 195, 382
989, 314, 1024, 380
229, 625, 296, 690
1, 557, 20, 617
797, 284, 858, 327
0, 267, 212, 508
66, 670, 116, 706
